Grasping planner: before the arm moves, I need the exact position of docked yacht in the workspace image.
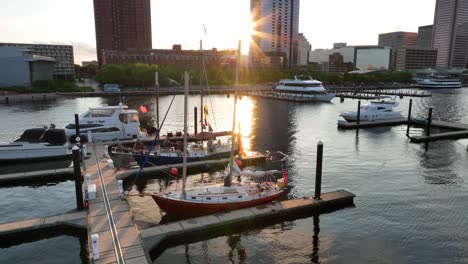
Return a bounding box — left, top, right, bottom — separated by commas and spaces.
275, 75, 335, 102
111, 139, 235, 167
340, 96, 402, 122
0, 127, 70, 163
64, 103, 143, 142
416, 77, 462, 89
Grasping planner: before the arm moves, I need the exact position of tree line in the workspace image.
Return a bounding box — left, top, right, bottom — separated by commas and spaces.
94, 63, 414, 87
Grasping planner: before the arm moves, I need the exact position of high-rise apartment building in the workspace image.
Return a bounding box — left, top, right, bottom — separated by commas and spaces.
417, 25, 433, 48
432, 0, 468, 68
250, 0, 300, 68
378, 32, 417, 49
93, 0, 152, 66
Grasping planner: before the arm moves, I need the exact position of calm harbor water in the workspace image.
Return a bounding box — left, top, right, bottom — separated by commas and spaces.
1, 88, 467, 263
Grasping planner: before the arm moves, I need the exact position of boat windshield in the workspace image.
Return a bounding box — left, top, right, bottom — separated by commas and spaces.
283, 83, 322, 87
65, 123, 104, 129
84, 109, 115, 118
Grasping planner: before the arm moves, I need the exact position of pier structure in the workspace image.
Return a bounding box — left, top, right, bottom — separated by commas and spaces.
337, 100, 468, 143
0, 137, 357, 263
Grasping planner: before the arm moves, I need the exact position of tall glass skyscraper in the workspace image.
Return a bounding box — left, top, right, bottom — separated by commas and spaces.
432, 0, 468, 68
250, 0, 300, 68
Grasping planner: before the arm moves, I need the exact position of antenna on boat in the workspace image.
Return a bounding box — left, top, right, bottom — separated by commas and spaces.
225, 40, 241, 187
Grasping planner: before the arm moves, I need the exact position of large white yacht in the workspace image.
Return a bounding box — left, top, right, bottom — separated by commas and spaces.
416, 77, 462, 89
275, 75, 335, 102
340, 96, 403, 122
64, 103, 143, 142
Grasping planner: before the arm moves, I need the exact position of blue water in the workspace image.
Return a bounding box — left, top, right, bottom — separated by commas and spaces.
0, 88, 467, 263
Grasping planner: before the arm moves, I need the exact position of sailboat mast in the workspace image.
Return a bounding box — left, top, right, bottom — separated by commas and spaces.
182, 71, 189, 199
225, 40, 241, 187
200, 40, 204, 133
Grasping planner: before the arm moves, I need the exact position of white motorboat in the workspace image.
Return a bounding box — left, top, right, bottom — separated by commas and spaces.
340, 96, 403, 122
64, 103, 144, 142
0, 127, 70, 163
416, 77, 462, 89
275, 75, 335, 102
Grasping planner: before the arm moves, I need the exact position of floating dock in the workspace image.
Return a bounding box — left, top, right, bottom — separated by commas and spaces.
0, 211, 86, 235
337, 118, 409, 129
0, 93, 61, 104
141, 190, 355, 253
0, 168, 73, 184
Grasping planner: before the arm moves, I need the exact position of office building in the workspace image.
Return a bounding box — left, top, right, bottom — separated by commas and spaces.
0, 42, 74, 78
296, 33, 311, 66
93, 0, 152, 66
432, 0, 468, 68
310, 45, 391, 71
102, 45, 220, 67
250, 0, 300, 68
417, 25, 433, 48
393, 48, 437, 70
378, 32, 417, 49
0, 46, 56, 87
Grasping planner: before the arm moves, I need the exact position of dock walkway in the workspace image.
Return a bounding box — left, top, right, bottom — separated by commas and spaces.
0, 168, 73, 184
0, 211, 86, 235
86, 142, 150, 264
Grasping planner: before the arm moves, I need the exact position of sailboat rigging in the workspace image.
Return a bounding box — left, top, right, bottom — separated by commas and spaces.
151, 41, 287, 217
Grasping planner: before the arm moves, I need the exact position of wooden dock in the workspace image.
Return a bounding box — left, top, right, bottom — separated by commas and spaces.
0, 168, 73, 184
337, 117, 468, 143
241, 91, 333, 102
141, 190, 355, 253
0, 93, 61, 104
85, 142, 151, 264
337, 118, 409, 129
0, 211, 86, 235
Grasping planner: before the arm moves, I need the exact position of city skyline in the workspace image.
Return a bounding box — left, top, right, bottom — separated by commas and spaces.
1, 0, 436, 64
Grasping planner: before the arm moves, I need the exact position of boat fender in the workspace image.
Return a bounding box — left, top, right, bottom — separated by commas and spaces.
107, 159, 114, 168
170, 167, 178, 175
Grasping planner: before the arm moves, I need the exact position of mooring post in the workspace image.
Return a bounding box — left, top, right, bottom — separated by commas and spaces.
5, 97, 8, 104
72, 145, 84, 210
426, 108, 433, 137
406, 99, 413, 135
43, 94, 46, 101
74, 114, 80, 142
194, 106, 198, 135
314, 141, 323, 200
357, 100, 361, 124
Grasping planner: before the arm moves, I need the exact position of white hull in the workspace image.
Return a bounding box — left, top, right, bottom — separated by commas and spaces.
341, 111, 402, 122
275, 92, 335, 102
416, 84, 462, 89
416, 79, 462, 89
0, 143, 69, 161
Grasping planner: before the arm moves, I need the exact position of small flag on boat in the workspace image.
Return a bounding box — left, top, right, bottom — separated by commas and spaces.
203, 105, 209, 116
282, 170, 288, 185
139, 105, 147, 113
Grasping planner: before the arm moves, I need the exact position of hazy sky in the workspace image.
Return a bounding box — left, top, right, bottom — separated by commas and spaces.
0, 0, 436, 64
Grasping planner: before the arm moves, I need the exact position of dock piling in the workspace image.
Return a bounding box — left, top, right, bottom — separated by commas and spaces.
194, 107, 198, 135
72, 145, 84, 210
357, 101, 361, 125
314, 141, 323, 200
74, 114, 80, 143
426, 108, 433, 136
407, 99, 413, 135
5, 97, 8, 104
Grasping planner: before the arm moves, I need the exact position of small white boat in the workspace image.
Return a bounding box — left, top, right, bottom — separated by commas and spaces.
340, 96, 402, 122
416, 77, 462, 89
0, 127, 70, 163
275, 75, 335, 102
64, 103, 144, 142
